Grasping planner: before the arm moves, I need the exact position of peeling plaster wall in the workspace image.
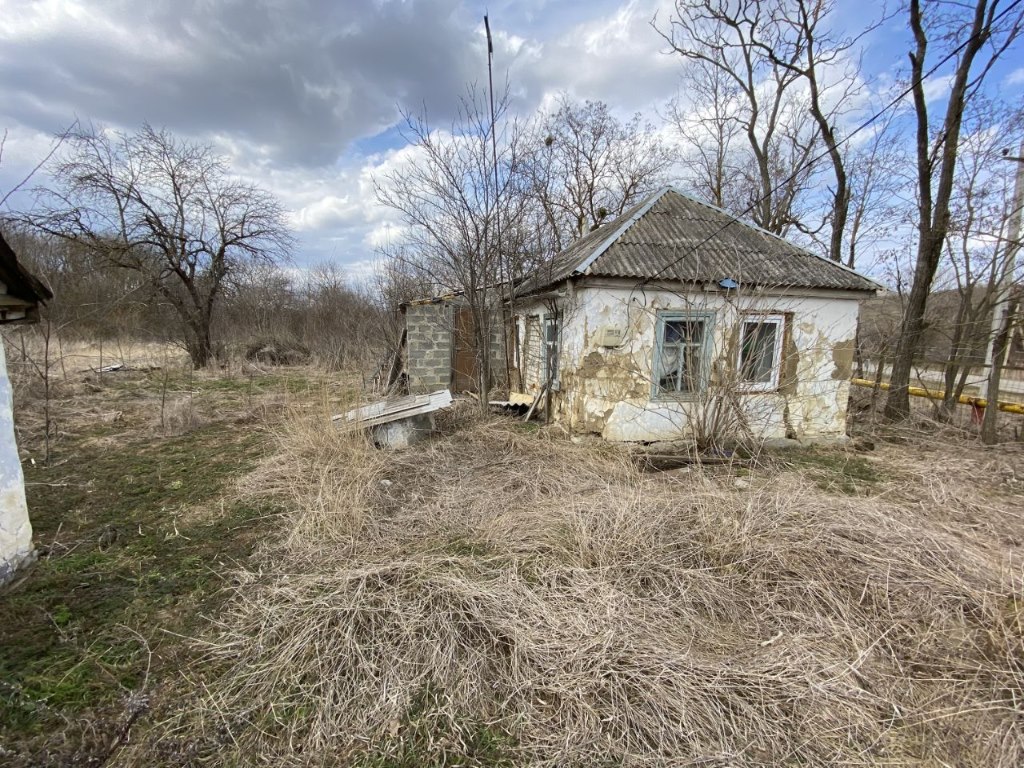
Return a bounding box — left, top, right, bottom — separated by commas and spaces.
0, 336, 33, 582
520, 282, 862, 443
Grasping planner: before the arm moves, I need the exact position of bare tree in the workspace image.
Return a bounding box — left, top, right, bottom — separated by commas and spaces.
884, 0, 1023, 420
980, 139, 1024, 443
32, 124, 293, 368
523, 97, 673, 252
930, 100, 1024, 420
665, 63, 748, 213
300, 263, 384, 371
660, 0, 892, 265
763, 0, 884, 263
375, 86, 529, 407
656, 0, 822, 237
840, 115, 908, 271
371, 248, 435, 353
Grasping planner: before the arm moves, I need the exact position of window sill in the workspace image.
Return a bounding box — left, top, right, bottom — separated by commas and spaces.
650, 392, 705, 403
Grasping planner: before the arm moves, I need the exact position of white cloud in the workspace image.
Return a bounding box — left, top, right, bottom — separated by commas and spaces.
510, 0, 679, 120
922, 73, 955, 104
0, 0, 987, 284
290, 195, 354, 232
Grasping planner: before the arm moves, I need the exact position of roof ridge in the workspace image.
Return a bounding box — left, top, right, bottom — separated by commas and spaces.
572, 186, 671, 275
662, 186, 885, 290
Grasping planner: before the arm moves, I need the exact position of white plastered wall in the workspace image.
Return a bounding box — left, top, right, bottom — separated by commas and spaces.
522, 282, 862, 442
0, 335, 32, 581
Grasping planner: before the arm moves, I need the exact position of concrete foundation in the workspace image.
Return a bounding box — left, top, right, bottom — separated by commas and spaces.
370, 412, 436, 449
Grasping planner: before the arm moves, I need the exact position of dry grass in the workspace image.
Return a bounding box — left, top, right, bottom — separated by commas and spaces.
156, 396, 204, 435
142, 405, 1024, 767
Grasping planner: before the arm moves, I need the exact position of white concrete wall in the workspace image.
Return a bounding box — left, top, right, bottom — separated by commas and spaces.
526, 282, 861, 443
0, 335, 33, 582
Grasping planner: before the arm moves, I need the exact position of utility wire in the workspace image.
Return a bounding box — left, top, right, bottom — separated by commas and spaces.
635, 0, 1024, 289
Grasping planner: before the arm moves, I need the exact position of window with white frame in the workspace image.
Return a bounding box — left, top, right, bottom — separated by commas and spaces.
653, 312, 714, 397
737, 314, 785, 390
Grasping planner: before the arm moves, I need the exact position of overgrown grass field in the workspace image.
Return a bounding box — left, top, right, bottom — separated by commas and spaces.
0, 349, 354, 766
2, 348, 1023, 766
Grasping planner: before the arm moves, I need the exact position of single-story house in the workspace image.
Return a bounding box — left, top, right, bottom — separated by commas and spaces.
1, 231, 52, 583
510, 186, 881, 444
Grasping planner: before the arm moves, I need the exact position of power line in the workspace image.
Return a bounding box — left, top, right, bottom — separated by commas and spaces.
636, 0, 1024, 290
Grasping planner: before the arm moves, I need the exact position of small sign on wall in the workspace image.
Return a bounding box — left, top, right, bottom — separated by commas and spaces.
597, 325, 625, 347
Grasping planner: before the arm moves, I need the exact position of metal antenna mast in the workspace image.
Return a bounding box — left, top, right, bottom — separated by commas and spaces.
484, 13, 514, 386
484, 14, 500, 260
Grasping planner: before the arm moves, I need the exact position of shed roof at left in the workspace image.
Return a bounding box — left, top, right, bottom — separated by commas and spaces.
0, 231, 52, 309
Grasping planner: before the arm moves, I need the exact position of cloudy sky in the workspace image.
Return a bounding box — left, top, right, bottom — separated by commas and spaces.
1, 0, 1022, 280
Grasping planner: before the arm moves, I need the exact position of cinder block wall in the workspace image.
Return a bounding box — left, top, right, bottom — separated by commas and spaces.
405, 303, 452, 392
487, 311, 508, 389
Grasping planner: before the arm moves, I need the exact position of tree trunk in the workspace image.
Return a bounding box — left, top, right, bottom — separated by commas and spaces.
884, 237, 941, 418
185, 318, 214, 369
885, 0, 997, 420
471, 300, 492, 414
939, 295, 972, 419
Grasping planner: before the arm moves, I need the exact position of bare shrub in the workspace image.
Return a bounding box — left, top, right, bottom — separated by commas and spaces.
243, 337, 311, 367
169, 415, 1024, 766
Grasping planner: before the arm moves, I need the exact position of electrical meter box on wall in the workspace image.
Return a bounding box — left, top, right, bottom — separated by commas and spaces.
597, 325, 625, 347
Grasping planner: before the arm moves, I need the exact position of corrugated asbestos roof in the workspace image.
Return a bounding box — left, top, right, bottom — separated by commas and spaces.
517, 187, 881, 296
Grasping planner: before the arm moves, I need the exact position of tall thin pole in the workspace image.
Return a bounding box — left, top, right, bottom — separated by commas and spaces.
484, 15, 499, 242
980, 140, 1024, 443
484, 14, 514, 389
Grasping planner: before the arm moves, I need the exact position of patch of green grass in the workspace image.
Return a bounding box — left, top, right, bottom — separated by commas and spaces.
439, 537, 498, 559
352, 686, 518, 768
0, 415, 278, 761
782, 448, 881, 495
50, 603, 73, 626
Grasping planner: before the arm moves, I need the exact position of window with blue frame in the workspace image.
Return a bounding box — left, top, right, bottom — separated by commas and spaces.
543, 314, 560, 389
653, 311, 714, 397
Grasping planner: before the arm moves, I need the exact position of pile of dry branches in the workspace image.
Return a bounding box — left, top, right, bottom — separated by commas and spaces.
164, 407, 1023, 766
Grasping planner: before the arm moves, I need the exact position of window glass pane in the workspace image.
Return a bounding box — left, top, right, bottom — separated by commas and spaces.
657, 344, 680, 392
663, 320, 682, 344
657, 317, 706, 394
740, 320, 778, 384
663, 319, 703, 345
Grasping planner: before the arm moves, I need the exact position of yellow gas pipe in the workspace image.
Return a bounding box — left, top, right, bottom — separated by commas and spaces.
850, 378, 1024, 415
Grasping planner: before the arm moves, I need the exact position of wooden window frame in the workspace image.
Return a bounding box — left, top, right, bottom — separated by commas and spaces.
652, 310, 715, 400
543, 314, 561, 390
736, 313, 786, 392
